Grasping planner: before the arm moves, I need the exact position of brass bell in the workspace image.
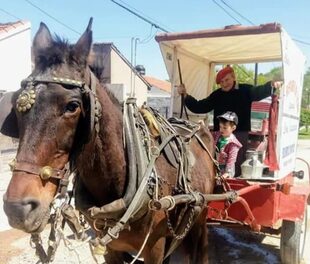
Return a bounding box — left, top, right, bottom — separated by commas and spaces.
40, 166, 53, 180
8, 159, 16, 171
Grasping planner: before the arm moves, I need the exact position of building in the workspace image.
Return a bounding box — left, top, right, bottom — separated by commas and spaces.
144, 76, 171, 117
0, 21, 31, 160
88, 43, 150, 106
0, 21, 32, 93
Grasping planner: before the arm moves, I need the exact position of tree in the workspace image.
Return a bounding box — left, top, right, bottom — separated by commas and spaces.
263, 67, 283, 82
302, 68, 310, 109
233, 65, 255, 84
300, 108, 310, 132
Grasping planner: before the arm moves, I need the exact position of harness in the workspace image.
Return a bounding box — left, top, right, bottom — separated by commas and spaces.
85, 100, 220, 260
10, 71, 231, 263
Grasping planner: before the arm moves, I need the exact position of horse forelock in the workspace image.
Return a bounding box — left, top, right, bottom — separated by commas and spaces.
34, 35, 84, 74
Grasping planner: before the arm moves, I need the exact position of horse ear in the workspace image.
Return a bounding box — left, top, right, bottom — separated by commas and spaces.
33, 22, 53, 59
73, 18, 93, 66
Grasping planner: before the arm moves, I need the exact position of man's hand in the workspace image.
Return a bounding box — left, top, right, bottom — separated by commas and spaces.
271, 81, 283, 89
176, 84, 187, 96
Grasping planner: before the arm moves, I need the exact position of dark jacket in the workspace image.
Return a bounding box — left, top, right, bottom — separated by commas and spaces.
184, 82, 272, 131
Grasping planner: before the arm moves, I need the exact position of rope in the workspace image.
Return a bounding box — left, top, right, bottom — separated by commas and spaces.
129, 216, 154, 264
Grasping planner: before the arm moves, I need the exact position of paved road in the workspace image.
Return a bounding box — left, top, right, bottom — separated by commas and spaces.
0, 140, 309, 263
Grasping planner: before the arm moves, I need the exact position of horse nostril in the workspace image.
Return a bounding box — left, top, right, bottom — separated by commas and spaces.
4, 198, 43, 231
3, 198, 40, 224
21, 198, 40, 213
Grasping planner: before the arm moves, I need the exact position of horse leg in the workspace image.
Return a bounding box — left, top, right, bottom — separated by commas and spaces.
167, 243, 191, 264
143, 237, 166, 264
189, 222, 209, 264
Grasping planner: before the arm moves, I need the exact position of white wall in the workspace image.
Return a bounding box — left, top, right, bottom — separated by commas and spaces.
0, 22, 32, 92
110, 49, 147, 106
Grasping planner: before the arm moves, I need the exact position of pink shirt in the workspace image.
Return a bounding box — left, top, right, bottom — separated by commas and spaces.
212, 131, 242, 177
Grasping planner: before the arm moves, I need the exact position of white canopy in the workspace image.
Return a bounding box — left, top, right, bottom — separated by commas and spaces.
156, 23, 283, 64
155, 23, 284, 104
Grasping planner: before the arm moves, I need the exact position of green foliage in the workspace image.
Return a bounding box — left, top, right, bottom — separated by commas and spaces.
263, 67, 283, 82
301, 68, 310, 108
232, 65, 254, 84
298, 127, 310, 139
300, 108, 310, 128
300, 108, 310, 139
232, 65, 282, 86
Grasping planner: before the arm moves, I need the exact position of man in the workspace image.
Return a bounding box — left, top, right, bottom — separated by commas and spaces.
177, 65, 282, 176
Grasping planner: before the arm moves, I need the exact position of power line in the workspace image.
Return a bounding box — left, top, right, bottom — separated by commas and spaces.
138, 25, 157, 44
0, 8, 21, 20
24, 0, 81, 35
212, 0, 241, 24
293, 38, 310, 46
110, 0, 169, 33
116, 0, 174, 32
220, 0, 255, 25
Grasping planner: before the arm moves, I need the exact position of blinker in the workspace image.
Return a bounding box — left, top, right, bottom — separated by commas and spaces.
40, 166, 53, 180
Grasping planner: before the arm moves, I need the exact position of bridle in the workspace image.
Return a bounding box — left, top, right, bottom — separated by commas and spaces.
10, 71, 101, 185
9, 71, 102, 263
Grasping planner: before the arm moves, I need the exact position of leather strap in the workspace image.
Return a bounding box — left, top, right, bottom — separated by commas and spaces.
13, 161, 66, 180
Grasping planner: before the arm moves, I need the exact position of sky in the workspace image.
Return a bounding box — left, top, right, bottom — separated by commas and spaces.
1, 0, 310, 80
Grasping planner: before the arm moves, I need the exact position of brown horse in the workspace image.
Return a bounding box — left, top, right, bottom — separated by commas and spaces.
1, 19, 215, 263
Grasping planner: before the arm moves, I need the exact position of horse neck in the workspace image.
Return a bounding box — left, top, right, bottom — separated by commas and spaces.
77, 87, 127, 205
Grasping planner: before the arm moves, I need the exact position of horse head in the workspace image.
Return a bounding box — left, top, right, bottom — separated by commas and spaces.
1, 19, 96, 233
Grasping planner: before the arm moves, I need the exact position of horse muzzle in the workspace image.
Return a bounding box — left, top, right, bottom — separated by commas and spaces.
3, 194, 49, 233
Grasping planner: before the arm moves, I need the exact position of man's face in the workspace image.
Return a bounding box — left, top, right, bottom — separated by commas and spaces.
219, 73, 235, 92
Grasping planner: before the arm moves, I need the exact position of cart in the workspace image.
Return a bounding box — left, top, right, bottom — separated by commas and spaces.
155, 23, 310, 264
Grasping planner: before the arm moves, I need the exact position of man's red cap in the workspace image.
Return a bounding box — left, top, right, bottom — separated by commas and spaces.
216, 66, 234, 84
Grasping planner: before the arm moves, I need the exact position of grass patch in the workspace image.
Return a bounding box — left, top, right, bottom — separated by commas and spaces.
298, 127, 310, 139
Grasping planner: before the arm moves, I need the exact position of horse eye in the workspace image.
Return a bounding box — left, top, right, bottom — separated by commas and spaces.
65, 102, 80, 113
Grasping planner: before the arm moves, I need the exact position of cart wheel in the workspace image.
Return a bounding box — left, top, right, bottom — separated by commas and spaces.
280, 206, 307, 264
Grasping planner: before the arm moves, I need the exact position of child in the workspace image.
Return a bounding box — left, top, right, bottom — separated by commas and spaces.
213, 111, 242, 178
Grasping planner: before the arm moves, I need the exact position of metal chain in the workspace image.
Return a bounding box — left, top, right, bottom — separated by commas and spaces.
165, 205, 196, 240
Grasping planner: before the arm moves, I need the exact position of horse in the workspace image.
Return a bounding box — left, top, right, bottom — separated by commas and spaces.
0, 19, 216, 264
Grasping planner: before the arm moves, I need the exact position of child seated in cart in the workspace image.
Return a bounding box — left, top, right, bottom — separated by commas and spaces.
213, 111, 243, 178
